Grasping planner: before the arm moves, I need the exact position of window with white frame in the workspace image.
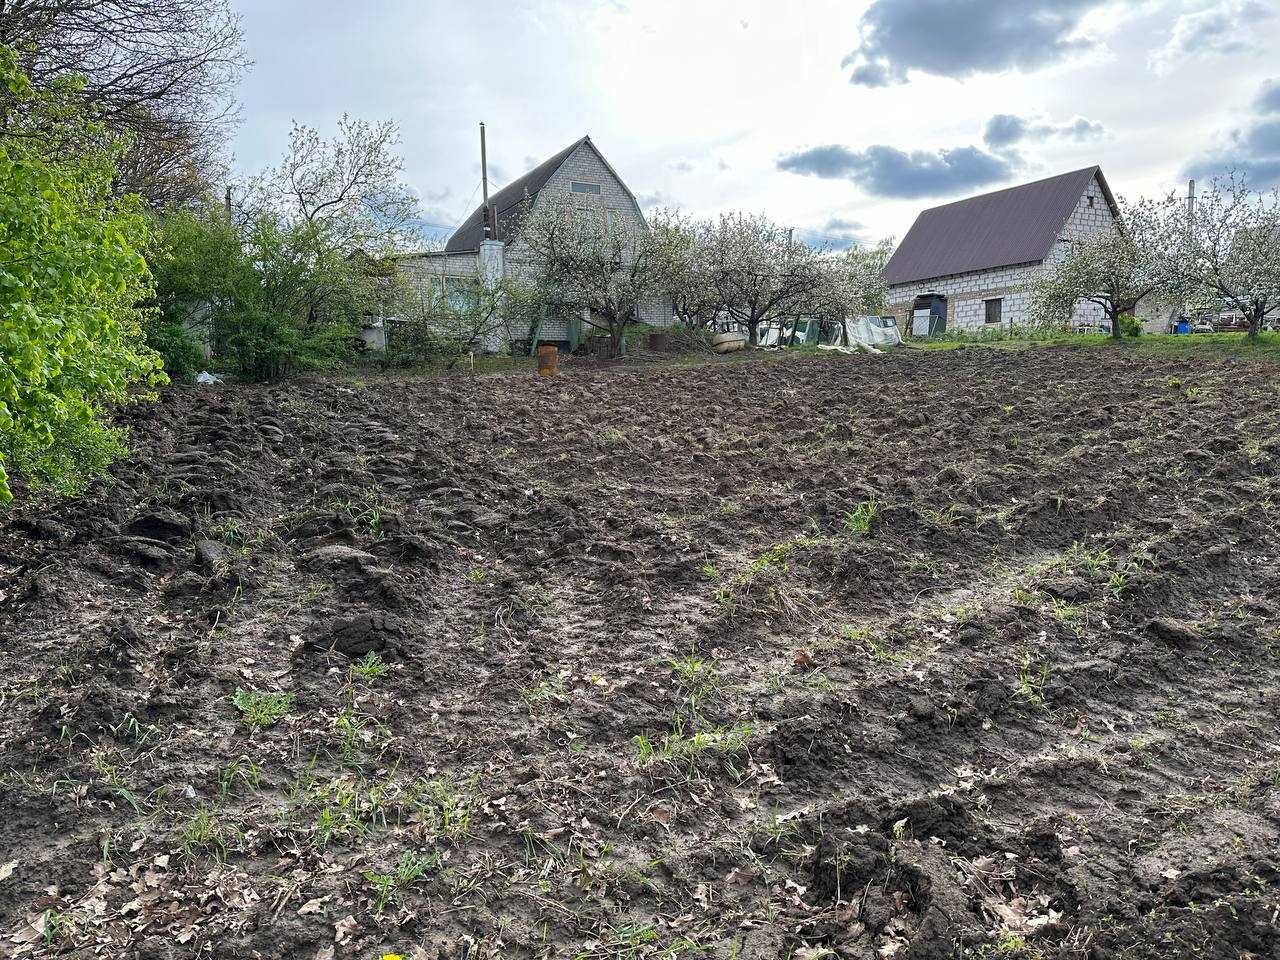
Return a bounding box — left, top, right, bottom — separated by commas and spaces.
570, 181, 602, 195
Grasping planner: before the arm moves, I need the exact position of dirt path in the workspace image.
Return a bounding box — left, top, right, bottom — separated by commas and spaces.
2, 347, 1278, 959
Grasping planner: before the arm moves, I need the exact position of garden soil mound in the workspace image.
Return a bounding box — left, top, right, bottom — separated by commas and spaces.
2, 347, 1278, 959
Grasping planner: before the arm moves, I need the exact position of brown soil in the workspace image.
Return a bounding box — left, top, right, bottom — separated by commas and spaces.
2, 347, 1279, 960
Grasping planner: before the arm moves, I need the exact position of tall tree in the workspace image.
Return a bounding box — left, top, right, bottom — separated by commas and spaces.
803, 240, 893, 345
1031, 200, 1163, 339
518, 194, 661, 357
649, 210, 724, 330
244, 115, 420, 255
0, 44, 161, 502
705, 213, 825, 346
0, 0, 247, 205
1152, 174, 1280, 340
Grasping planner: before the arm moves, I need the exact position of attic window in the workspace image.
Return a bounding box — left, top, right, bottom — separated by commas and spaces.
1087, 195, 1095, 208
571, 181, 602, 195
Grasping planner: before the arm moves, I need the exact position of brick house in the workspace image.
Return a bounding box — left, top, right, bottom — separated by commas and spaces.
395, 135, 670, 352
884, 167, 1119, 335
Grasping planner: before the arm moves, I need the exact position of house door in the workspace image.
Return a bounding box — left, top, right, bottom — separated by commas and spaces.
911, 294, 947, 336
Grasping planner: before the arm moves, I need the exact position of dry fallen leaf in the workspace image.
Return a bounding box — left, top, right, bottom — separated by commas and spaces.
334, 915, 359, 944
0, 861, 17, 883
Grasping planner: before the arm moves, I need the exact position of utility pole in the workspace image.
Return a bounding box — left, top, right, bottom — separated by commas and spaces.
480, 122, 492, 239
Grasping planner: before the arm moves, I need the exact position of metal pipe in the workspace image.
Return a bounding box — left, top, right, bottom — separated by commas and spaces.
480, 122, 491, 239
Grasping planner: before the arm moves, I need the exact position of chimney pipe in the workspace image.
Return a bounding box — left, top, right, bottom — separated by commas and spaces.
1187, 179, 1195, 220
480, 122, 491, 240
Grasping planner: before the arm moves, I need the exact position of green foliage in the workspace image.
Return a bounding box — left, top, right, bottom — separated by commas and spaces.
145, 320, 206, 383
350, 651, 391, 683
843, 499, 878, 534
1, 418, 127, 500
231, 688, 292, 728
1118, 313, 1142, 337
0, 46, 163, 503
363, 850, 439, 915
151, 204, 369, 381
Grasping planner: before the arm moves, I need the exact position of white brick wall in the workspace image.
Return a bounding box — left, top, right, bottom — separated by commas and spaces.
887, 172, 1117, 333
507, 142, 672, 336
395, 141, 671, 349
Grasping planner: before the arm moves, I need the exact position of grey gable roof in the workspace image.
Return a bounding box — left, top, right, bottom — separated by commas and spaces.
883, 166, 1119, 287
445, 135, 646, 254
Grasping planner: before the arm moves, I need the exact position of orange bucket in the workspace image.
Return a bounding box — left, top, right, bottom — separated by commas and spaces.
537, 344, 558, 377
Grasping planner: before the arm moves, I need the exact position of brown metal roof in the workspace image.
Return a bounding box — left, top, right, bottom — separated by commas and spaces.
883, 166, 1118, 286
444, 137, 588, 253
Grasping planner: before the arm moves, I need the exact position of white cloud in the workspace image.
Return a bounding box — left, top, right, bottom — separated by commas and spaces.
1149, 1, 1275, 75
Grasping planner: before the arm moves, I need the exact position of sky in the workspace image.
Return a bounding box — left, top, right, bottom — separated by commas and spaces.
227, 0, 1280, 249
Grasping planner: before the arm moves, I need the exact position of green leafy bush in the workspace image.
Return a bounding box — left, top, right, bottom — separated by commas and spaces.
0, 46, 162, 503
1118, 313, 1142, 338
146, 320, 207, 383
1, 418, 128, 500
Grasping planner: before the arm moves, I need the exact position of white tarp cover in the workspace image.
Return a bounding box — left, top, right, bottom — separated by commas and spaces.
820, 316, 903, 352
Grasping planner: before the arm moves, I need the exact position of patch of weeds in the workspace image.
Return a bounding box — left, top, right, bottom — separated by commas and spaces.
220, 756, 262, 798
842, 499, 877, 535
466, 566, 489, 584
89, 749, 145, 813
713, 536, 817, 615
350, 651, 391, 683
1015, 656, 1049, 706
1011, 585, 1040, 607
699, 562, 719, 581
981, 931, 1045, 958
841, 624, 901, 663
1108, 570, 1128, 599
108, 712, 160, 746
1063, 541, 1114, 575
520, 671, 567, 706
335, 491, 387, 540
292, 773, 391, 847
232, 688, 292, 729
180, 806, 233, 861
921, 505, 965, 528
669, 649, 720, 708
798, 670, 836, 692
408, 774, 482, 842
364, 849, 440, 915
573, 924, 702, 960
634, 720, 752, 769
41, 908, 77, 948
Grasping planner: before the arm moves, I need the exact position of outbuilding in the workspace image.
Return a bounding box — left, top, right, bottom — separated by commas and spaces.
883, 167, 1120, 334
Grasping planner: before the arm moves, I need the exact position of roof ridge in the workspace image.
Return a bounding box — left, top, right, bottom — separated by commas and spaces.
918, 166, 1099, 215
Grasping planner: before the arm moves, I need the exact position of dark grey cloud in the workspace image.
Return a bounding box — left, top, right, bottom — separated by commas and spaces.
1183, 78, 1280, 190
842, 0, 1113, 87
983, 114, 1029, 149
1150, 1, 1274, 75
778, 143, 1014, 199
982, 112, 1106, 149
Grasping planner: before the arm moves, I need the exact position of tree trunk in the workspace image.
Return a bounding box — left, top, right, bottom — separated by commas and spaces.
746, 318, 759, 347
1109, 306, 1122, 340
1248, 312, 1261, 341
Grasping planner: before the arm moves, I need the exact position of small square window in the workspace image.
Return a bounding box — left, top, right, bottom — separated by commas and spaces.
984, 298, 1003, 325
571, 181, 602, 195
1087, 195, 1095, 208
